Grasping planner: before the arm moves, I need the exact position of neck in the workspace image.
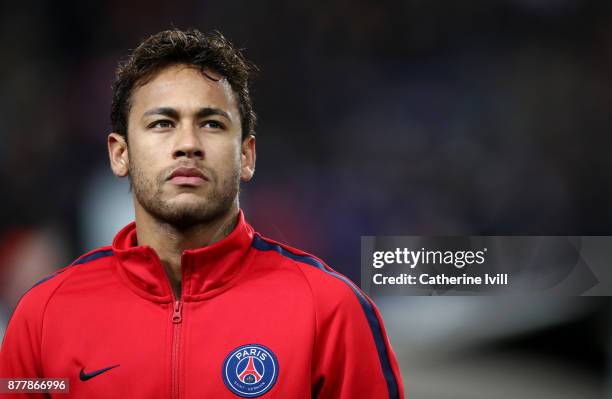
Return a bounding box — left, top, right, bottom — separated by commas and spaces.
134, 204, 240, 299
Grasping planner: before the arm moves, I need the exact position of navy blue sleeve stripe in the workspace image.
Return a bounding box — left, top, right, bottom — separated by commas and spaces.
251, 235, 400, 399
30, 249, 114, 289
70, 249, 114, 266
5, 249, 115, 329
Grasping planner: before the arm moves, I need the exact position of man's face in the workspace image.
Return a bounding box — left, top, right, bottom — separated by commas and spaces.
108, 64, 255, 228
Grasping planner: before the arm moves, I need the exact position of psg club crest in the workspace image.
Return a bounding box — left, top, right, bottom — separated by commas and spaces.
222, 344, 279, 397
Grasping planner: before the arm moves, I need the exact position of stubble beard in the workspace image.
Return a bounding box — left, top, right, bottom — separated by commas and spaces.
129, 159, 240, 230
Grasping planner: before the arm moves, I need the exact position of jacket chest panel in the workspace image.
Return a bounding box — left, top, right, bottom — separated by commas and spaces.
176, 288, 315, 398
42, 296, 172, 398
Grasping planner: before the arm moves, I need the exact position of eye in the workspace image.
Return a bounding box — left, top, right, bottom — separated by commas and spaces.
148, 120, 174, 129
201, 120, 225, 130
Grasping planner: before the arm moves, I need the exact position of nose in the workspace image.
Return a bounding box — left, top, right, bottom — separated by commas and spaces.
173, 125, 204, 159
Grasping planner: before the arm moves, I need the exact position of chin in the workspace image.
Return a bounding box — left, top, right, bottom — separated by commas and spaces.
166, 193, 209, 207
166, 199, 209, 215
163, 199, 229, 224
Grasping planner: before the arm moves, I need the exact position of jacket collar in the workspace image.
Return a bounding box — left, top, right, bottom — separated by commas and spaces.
112, 210, 255, 303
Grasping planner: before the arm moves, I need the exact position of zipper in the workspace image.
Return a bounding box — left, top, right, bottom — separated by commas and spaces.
172, 300, 183, 323
165, 251, 186, 399
171, 299, 183, 399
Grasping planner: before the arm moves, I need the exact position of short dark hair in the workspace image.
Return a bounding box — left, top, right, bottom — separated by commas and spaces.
111, 29, 257, 140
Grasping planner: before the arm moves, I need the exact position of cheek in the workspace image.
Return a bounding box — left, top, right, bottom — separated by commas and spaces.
129, 145, 163, 178
209, 140, 242, 169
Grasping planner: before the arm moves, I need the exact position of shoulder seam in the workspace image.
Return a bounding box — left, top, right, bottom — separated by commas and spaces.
30, 248, 114, 290
6, 248, 115, 329
70, 247, 114, 266
251, 235, 326, 270
36, 247, 113, 376
39, 266, 80, 376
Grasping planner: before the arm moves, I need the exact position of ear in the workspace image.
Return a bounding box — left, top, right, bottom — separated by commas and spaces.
108, 133, 129, 177
240, 135, 256, 182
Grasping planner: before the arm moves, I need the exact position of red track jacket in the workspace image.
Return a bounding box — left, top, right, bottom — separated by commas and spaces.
1, 211, 404, 398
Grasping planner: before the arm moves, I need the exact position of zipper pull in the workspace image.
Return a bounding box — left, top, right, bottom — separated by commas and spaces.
172, 300, 183, 323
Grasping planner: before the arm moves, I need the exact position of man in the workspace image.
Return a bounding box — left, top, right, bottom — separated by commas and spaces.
0, 29, 404, 398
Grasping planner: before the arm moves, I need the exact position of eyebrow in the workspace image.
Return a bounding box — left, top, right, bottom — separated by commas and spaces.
142, 107, 231, 121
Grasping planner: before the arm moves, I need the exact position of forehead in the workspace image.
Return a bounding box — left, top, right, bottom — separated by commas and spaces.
129, 64, 239, 119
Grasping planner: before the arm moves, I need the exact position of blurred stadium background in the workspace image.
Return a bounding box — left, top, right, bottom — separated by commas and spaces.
0, 0, 610, 397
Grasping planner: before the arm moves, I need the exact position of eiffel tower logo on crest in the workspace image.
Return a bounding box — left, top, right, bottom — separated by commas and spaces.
238, 356, 263, 384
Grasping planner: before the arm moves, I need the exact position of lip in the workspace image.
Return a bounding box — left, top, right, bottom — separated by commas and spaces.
168, 167, 208, 186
